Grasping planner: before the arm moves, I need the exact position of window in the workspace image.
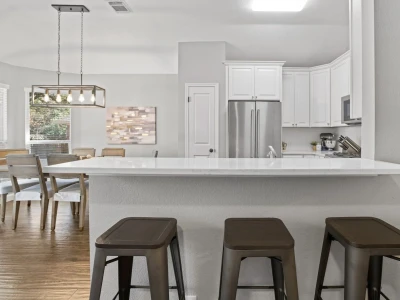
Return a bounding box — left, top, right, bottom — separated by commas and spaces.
25, 89, 71, 158
0, 84, 9, 149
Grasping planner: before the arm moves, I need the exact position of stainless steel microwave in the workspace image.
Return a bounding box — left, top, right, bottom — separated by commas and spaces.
341, 95, 362, 125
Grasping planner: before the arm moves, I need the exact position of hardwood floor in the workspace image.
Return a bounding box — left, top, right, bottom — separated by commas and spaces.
0, 201, 90, 299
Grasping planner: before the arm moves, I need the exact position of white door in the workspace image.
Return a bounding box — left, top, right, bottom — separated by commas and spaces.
331, 57, 350, 127
282, 73, 295, 127
294, 72, 310, 127
187, 85, 217, 158
310, 69, 331, 127
228, 66, 254, 100
254, 66, 281, 100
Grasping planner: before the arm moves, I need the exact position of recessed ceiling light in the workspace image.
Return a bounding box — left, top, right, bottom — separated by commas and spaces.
252, 0, 308, 12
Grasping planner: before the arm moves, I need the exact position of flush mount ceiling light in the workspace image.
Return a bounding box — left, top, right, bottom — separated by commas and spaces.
31, 5, 106, 108
252, 0, 308, 12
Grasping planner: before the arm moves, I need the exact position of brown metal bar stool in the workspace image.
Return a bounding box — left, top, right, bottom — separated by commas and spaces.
218, 218, 299, 300
314, 217, 400, 300
89, 217, 186, 300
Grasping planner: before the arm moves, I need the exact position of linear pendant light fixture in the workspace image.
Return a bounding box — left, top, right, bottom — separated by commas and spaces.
31, 5, 106, 108
252, 0, 308, 12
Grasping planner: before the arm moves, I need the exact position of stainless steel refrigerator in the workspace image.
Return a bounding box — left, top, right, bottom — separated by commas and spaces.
228, 100, 282, 158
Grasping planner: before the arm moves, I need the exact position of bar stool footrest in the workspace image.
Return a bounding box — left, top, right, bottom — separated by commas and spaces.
112, 286, 179, 300
319, 286, 390, 300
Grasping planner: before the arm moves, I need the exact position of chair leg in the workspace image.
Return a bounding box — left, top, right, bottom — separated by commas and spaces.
281, 249, 299, 300
218, 247, 241, 300
27, 200, 31, 207
40, 197, 49, 230
368, 256, 383, 300
75, 202, 80, 216
170, 236, 186, 300
89, 248, 107, 300
147, 247, 170, 300
118, 256, 133, 300
51, 200, 59, 231
12, 200, 20, 230
271, 258, 285, 300
70, 202, 76, 215
1, 194, 6, 222
344, 247, 370, 300
314, 229, 333, 300
79, 195, 87, 231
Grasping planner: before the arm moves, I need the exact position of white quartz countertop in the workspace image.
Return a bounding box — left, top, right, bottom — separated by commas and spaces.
42, 157, 400, 177
282, 150, 335, 157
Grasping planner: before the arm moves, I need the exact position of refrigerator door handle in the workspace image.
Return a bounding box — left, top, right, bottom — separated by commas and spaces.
250, 109, 255, 158
256, 109, 260, 158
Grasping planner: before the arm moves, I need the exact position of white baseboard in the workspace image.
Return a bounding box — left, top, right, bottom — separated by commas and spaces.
186, 296, 197, 300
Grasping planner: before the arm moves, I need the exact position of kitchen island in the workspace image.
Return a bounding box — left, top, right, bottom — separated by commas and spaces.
44, 157, 400, 300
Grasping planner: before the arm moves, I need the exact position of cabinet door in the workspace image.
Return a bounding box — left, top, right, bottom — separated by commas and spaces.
228, 66, 254, 100
331, 57, 350, 127
310, 69, 331, 127
254, 66, 281, 100
282, 73, 295, 127
294, 72, 310, 127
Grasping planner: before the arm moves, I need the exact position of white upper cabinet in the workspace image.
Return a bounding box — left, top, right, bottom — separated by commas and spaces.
282, 73, 295, 127
310, 68, 331, 127
227, 63, 283, 101
254, 66, 281, 100
331, 55, 350, 127
294, 72, 310, 127
228, 66, 254, 100
282, 72, 310, 127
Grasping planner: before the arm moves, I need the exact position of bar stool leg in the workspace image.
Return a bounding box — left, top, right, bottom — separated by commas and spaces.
219, 247, 241, 300
170, 236, 186, 300
281, 249, 299, 300
271, 257, 285, 300
314, 229, 333, 300
89, 249, 107, 300
118, 256, 133, 300
344, 247, 370, 300
147, 247, 170, 300
368, 256, 383, 300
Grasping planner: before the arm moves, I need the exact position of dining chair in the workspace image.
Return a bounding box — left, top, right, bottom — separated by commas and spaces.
47, 154, 88, 231
7, 154, 78, 230
1, 150, 40, 222
101, 148, 126, 157
72, 148, 96, 158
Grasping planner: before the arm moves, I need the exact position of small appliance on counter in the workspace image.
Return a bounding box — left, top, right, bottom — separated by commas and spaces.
325, 136, 362, 158
320, 133, 337, 151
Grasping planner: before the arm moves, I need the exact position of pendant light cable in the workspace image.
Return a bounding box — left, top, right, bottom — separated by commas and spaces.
80, 9, 84, 86
57, 9, 61, 85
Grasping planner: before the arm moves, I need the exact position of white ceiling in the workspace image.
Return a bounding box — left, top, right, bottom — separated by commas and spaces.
0, 0, 349, 74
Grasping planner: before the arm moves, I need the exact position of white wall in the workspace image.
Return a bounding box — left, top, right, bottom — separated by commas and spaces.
0, 61, 180, 157
178, 42, 227, 157
375, 0, 400, 163
72, 74, 179, 157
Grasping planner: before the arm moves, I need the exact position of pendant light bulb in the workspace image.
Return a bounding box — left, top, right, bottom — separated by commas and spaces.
79, 89, 85, 102
91, 88, 96, 103
67, 90, 73, 103
44, 89, 50, 102
56, 90, 62, 103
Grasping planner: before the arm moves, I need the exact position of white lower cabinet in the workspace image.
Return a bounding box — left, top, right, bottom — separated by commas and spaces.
282, 72, 310, 127
310, 68, 331, 127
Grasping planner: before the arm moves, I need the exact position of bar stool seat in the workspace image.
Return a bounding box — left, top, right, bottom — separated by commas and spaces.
219, 218, 299, 300
327, 217, 400, 248
96, 218, 177, 249
224, 218, 295, 250
314, 217, 400, 300
90, 217, 186, 300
